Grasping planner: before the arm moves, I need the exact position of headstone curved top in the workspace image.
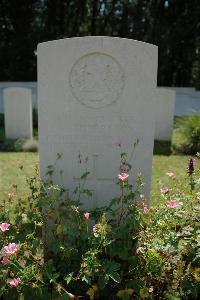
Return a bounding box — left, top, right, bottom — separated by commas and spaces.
38, 36, 158, 208
4, 87, 32, 139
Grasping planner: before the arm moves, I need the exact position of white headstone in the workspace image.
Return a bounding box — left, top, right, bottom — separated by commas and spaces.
169, 87, 200, 116
4, 87, 33, 139
155, 88, 175, 141
38, 37, 157, 208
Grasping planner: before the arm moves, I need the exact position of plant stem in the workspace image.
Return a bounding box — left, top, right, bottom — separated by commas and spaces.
118, 183, 125, 225
18, 293, 24, 300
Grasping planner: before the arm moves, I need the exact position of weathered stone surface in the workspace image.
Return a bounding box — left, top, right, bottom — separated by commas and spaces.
4, 87, 33, 139
38, 37, 157, 208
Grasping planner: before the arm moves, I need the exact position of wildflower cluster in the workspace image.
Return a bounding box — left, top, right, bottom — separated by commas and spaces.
0, 146, 199, 299
0, 170, 43, 298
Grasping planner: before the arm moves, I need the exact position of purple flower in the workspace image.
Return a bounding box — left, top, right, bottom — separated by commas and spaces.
188, 157, 195, 175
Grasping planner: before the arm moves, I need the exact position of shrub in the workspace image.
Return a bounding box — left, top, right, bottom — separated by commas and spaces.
0, 113, 4, 127
154, 140, 172, 155
22, 139, 38, 152
176, 114, 200, 154
0, 114, 5, 142
0, 138, 26, 152
32, 107, 38, 129
0, 138, 38, 152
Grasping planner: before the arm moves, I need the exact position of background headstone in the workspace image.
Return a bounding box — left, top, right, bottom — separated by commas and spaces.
38, 37, 157, 209
167, 87, 200, 115
155, 88, 176, 141
4, 87, 33, 139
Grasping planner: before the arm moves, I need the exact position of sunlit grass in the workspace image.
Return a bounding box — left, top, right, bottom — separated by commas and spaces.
0, 152, 39, 200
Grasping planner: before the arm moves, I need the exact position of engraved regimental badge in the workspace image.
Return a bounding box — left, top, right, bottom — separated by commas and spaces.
69, 53, 124, 108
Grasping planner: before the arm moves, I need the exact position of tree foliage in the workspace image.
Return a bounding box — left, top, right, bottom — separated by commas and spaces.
0, 0, 199, 87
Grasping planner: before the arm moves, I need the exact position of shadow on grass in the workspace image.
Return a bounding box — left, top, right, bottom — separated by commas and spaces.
153, 140, 172, 155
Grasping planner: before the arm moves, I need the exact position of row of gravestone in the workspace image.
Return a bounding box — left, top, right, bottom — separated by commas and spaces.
3, 88, 175, 142
4, 37, 176, 207
3, 85, 175, 142
3, 84, 200, 116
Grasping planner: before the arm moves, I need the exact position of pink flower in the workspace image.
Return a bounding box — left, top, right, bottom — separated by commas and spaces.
1, 257, 10, 265
166, 172, 175, 177
83, 212, 90, 220
4, 243, 19, 256
160, 186, 169, 194
143, 206, 149, 213
8, 192, 14, 199
0, 223, 10, 232
93, 224, 98, 233
118, 173, 129, 181
167, 200, 178, 208
120, 164, 129, 171
8, 277, 21, 287
114, 140, 124, 147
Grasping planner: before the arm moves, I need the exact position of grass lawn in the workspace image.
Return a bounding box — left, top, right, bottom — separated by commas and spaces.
0, 152, 39, 200
0, 152, 194, 205
151, 154, 192, 202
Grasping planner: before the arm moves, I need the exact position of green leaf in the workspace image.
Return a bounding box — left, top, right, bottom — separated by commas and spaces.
80, 171, 90, 179
102, 260, 121, 272
98, 275, 108, 289
117, 289, 133, 299
80, 188, 93, 196
108, 271, 121, 283
127, 279, 143, 295
50, 272, 60, 283
64, 272, 74, 285
82, 275, 91, 285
